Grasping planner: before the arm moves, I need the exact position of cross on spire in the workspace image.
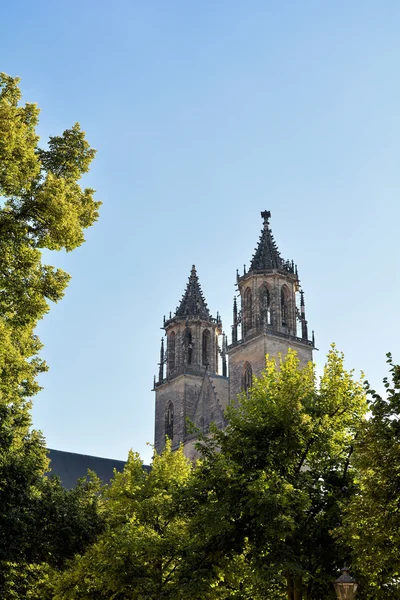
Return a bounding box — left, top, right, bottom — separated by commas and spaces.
261, 210, 271, 227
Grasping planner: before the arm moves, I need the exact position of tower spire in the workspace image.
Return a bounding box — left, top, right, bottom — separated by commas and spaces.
250, 210, 295, 274
174, 265, 211, 320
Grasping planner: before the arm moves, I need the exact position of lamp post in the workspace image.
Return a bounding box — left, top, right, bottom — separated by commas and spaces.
333, 565, 358, 600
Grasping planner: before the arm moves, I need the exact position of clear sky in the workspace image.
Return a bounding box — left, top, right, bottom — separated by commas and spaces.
2, 1, 400, 464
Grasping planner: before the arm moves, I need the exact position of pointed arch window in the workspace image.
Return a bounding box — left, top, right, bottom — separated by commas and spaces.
259, 285, 271, 326
216, 335, 219, 375
165, 402, 174, 440
244, 288, 253, 334
169, 331, 176, 370
242, 362, 253, 394
185, 329, 193, 365
202, 329, 210, 366
281, 286, 289, 328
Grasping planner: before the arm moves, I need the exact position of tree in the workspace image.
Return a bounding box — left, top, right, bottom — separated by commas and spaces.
0, 475, 104, 599
53, 443, 195, 600
52, 349, 369, 600
187, 348, 367, 599
0, 72, 101, 594
341, 353, 400, 598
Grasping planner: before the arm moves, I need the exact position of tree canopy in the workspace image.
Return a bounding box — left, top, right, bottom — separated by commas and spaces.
0, 72, 101, 597
52, 348, 369, 600
185, 348, 367, 599
339, 353, 400, 598
53, 443, 193, 600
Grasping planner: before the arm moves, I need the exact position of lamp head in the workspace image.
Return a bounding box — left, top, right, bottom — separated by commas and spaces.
333, 565, 358, 600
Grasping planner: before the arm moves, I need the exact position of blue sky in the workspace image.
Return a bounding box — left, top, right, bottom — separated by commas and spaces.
2, 1, 400, 463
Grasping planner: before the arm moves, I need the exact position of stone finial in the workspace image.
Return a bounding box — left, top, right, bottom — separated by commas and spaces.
261, 210, 271, 227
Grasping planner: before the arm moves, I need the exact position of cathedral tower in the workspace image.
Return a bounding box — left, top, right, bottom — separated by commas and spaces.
228, 211, 314, 401
154, 266, 228, 458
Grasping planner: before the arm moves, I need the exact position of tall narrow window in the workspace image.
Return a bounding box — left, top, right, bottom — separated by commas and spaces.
185, 329, 193, 365
242, 362, 253, 394
169, 331, 176, 370
281, 286, 288, 327
244, 288, 253, 334
259, 285, 271, 326
165, 402, 174, 440
202, 329, 210, 366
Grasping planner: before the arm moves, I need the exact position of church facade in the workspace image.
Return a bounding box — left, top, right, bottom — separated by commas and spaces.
154, 211, 314, 459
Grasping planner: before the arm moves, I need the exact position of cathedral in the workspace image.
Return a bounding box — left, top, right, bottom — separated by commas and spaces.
154, 211, 315, 459
49, 210, 315, 487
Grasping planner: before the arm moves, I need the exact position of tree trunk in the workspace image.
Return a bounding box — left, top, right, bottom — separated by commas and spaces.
293, 576, 303, 600
285, 573, 294, 600
286, 573, 302, 600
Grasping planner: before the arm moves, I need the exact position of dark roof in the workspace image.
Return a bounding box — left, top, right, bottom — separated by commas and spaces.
250, 210, 296, 275
175, 265, 211, 320
47, 449, 126, 490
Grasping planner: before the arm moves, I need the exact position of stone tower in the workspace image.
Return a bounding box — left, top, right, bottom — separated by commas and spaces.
228, 210, 314, 401
154, 266, 229, 459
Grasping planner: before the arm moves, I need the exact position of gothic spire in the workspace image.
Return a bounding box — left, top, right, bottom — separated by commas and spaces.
175, 265, 211, 320
250, 210, 291, 273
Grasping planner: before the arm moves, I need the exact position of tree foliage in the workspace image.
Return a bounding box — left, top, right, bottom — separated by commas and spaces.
53, 349, 369, 600
0, 72, 101, 596
341, 353, 400, 598
53, 443, 194, 600
187, 348, 367, 599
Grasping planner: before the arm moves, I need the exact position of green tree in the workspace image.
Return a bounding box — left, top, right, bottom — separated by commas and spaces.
52, 350, 368, 600
341, 353, 400, 598
0, 475, 104, 599
0, 72, 101, 594
54, 443, 195, 600
188, 348, 367, 599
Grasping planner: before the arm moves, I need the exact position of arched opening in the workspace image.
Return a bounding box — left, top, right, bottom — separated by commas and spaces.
242, 361, 253, 394
244, 287, 253, 334
281, 286, 289, 328
185, 329, 193, 365
169, 331, 176, 370
202, 329, 210, 366
165, 401, 174, 440
259, 285, 271, 326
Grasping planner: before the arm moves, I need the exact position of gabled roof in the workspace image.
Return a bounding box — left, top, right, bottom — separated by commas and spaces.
250, 211, 295, 274
47, 449, 151, 490
47, 449, 126, 490
175, 265, 211, 320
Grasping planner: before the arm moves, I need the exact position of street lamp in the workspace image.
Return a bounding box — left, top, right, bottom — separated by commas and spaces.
333, 565, 358, 600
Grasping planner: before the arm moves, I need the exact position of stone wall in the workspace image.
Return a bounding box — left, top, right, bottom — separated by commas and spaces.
154, 372, 229, 455
228, 332, 313, 402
